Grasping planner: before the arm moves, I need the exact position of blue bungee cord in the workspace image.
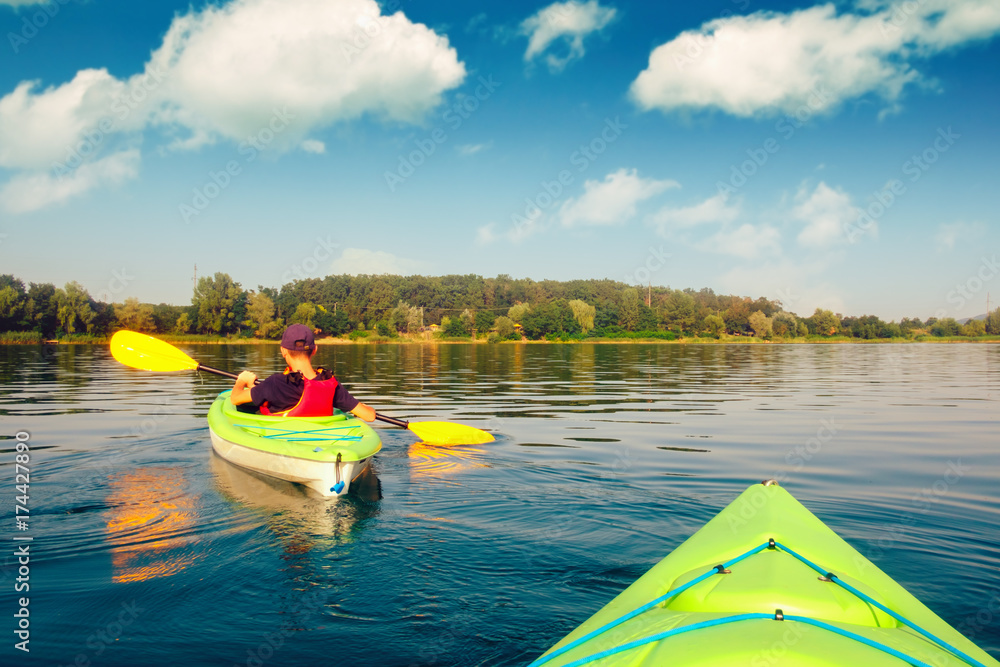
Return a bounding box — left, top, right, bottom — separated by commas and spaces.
554, 613, 945, 667
526, 542, 770, 667
528, 539, 990, 667
773, 540, 989, 667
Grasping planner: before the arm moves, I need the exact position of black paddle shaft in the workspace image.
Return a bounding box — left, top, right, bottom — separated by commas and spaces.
197, 364, 239, 381
194, 364, 409, 428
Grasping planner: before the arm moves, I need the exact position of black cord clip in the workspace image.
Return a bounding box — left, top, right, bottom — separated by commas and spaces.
714, 564, 731, 574
774, 609, 784, 621
768, 537, 776, 549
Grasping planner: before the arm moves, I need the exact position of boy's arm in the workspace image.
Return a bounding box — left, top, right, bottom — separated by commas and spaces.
350, 402, 376, 422
230, 371, 258, 405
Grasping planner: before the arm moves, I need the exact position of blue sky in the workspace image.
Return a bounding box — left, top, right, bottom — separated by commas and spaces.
0, 0, 998, 320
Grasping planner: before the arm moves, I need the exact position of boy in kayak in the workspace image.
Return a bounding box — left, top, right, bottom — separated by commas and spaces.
228, 323, 376, 421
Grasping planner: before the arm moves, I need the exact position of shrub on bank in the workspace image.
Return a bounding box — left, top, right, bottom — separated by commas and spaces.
0, 331, 43, 344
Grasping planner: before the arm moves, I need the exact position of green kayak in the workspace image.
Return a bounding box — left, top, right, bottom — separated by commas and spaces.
531, 481, 998, 667
207, 390, 381, 497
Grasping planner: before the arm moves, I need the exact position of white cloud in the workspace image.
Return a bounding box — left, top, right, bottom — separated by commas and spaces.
793, 182, 858, 247
717, 258, 846, 317
300, 139, 326, 154
559, 168, 677, 228
521, 0, 617, 72
935, 221, 985, 251
698, 223, 781, 259
0, 149, 140, 214
0, 0, 465, 210
145, 0, 465, 148
0, 70, 129, 171
648, 192, 739, 233
630, 0, 1000, 117
648, 192, 779, 258
475, 208, 545, 245
329, 248, 428, 275
457, 142, 491, 156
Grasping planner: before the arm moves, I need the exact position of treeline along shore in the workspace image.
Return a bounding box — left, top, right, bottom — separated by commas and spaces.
2, 272, 999, 344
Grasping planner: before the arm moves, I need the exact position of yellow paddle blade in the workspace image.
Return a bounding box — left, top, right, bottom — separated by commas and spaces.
110, 330, 199, 373
407, 421, 495, 445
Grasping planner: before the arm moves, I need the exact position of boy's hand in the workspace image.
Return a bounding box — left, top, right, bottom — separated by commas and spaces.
237, 371, 257, 387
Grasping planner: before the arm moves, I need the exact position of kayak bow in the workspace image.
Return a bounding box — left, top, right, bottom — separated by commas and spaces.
532, 481, 999, 667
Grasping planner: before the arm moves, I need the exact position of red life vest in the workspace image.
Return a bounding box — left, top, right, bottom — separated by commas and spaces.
259, 370, 340, 417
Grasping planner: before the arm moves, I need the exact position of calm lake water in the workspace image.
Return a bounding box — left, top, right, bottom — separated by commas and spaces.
1, 342, 999, 665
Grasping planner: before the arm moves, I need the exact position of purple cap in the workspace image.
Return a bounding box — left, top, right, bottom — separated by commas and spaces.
280, 324, 315, 351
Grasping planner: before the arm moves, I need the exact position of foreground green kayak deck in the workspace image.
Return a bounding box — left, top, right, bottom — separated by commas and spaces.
532, 482, 999, 667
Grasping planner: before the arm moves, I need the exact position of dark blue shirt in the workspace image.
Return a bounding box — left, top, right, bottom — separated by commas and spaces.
249, 368, 360, 414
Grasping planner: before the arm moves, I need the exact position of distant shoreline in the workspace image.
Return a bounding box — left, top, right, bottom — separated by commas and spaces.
5, 335, 1000, 346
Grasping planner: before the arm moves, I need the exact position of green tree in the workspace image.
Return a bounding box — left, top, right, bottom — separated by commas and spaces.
494, 315, 516, 340
508, 303, 530, 324
748, 310, 773, 338
930, 317, 960, 337
809, 308, 840, 336
390, 301, 421, 333
797, 320, 809, 337
290, 302, 317, 328
474, 310, 495, 335
25, 282, 58, 336
772, 311, 798, 337
55, 282, 95, 335
961, 319, 986, 337
314, 307, 351, 337
662, 291, 697, 333
247, 291, 283, 338
986, 308, 1000, 335
193, 272, 245, 334
0, 275, 27, 331
444, 314, 469, 337
619, 288, 640, 331
568, 299, 596, 334
460, 309, 475, 336
722, 299, 751, 334
522, 300, 580, 339
114, 297, 155, 332
174, 312, 193, 334
704, 314, 725, 338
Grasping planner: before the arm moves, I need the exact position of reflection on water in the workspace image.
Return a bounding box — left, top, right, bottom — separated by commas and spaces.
407, 441, 490, 480
0, 342, 997, 665
105, 468, 199, 584
210, 452, 381, 552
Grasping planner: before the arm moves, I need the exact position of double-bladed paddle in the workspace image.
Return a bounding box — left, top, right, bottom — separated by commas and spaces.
109, 330, 494, 445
